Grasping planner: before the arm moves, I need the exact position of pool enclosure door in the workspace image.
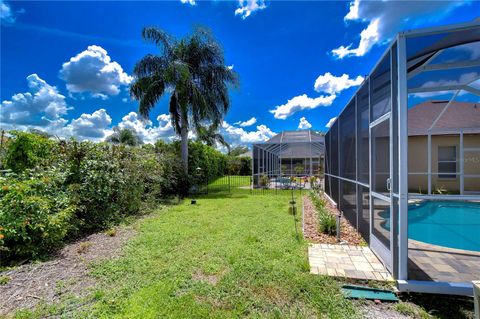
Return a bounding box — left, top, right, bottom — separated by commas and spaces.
368, 44, 399, 274
370, 113, 394, 272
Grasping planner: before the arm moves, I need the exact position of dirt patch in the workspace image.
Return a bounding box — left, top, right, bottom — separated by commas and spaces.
357, 300, 411, 319
303, 194, 364, 245
0, 226, 136, 315
192, 270, 221, 286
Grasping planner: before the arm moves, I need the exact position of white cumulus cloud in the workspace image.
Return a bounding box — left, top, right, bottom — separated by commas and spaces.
222, 121, 275, 145
411, 72, 479, 98
314, 72, 364, 95
298, 117, 312, 130
180, 0, 196, 5
235, 0, 266, 19
59, 45, 132, 97
1, 74, 71, 128
270, 94, 336, 120
0, 1, 13, 23
332, 0, 467, 59
325, 117, 337, 128
234, 117, 257, 127
64, 108, 112, 140
0, 1, 22, 24
117, 112, 176, 144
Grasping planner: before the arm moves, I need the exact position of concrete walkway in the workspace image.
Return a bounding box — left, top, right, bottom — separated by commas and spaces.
308, 244, 393, 281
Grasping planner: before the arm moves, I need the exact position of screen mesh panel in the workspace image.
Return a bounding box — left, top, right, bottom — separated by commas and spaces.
340, 100, 357, 180
331, 122, 339, 176
358, 186, 370, 242
341, 180, 357, 229
357, 82, 370, 184
370, 52, 392, 122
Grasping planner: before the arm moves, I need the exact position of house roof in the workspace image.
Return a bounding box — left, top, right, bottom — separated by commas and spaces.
408, 100, 480, 136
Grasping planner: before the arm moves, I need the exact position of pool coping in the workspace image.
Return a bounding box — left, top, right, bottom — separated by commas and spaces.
409, 239, 480, 257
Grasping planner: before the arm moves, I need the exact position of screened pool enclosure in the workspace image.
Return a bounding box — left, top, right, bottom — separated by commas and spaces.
324, 21, 480, 296
252, 130, 324, 188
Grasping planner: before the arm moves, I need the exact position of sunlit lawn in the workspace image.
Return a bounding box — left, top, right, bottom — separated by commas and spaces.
16, 192, 357, 318
207, 175, 252, 193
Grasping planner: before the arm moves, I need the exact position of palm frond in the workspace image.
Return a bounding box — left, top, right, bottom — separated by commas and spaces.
142, 27, 174, 55
133, 54, 168, 78
138, 78, 166, 118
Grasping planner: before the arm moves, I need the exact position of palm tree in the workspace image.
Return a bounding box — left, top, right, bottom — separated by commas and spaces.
130, 26, 238, 173
196, 123, 230, 153
106, 127, 143, 146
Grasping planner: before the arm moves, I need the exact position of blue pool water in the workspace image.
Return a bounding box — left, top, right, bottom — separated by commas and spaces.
382, 201, 480, 252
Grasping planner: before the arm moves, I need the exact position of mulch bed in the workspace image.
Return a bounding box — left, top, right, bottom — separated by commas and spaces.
0, 225, 137, 315
303, 194, 364, 245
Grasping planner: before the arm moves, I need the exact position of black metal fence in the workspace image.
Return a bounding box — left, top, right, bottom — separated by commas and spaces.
199, 175, 323, 195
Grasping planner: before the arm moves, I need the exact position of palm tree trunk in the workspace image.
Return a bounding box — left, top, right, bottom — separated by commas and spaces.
180, 115, 189, 174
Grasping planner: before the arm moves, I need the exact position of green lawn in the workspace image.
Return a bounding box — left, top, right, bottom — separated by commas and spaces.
16, 192, 357, 318
207, 175, 252, 193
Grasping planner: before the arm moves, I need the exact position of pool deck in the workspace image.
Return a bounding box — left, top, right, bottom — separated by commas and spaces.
408, 239, 480, 283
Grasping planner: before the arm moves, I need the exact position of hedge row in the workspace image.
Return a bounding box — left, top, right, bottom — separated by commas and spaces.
0, 131, 250, 264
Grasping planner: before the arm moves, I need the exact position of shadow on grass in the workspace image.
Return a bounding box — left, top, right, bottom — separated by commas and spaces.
196, 192, 249, 199
400, 293, 474, 319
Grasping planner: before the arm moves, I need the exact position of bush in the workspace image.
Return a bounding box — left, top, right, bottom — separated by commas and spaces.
226, 156, 252, 176
68, 146, 126, 232
0, 131, 227, 264
187, 141, 227, 183
0, 169, 75, 261
3, 131, 58, 172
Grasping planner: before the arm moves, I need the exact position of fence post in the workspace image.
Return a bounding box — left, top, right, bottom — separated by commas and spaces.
250, 176, 252, 195
228, 175, 231, 193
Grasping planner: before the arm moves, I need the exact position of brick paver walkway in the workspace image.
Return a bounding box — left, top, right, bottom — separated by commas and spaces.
308, 244, 393, 281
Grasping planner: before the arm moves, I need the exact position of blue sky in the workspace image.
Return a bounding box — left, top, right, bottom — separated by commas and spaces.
1, 0, 479, 146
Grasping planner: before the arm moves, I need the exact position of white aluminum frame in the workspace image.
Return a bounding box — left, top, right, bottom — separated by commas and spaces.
322, 20, 480, 296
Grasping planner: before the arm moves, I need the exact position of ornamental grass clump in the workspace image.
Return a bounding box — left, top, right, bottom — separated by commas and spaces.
309, 191, 337, 236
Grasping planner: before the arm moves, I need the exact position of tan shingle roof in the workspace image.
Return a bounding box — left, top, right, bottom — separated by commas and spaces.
408, 100, 480, 136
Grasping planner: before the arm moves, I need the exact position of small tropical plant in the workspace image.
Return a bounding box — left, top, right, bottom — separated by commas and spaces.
196, 123, 229, 152
259, 174, 269, 188
294, 164, 304, 175
434, 185, 447, 195
309, 191, 336, 236
106, 127, 143, 146
319, 213, 337, 235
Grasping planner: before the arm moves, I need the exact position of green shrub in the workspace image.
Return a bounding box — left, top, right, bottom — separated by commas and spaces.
0, 275, 10, 285
187, 140, 227, 184
0, 169, 75, 262
319, 213, 336, 235
67, 144, 128, 232
226, 156, 252, 175
0, 131, 225, 264
3, 131, 58, 172
309, 191, 336, 236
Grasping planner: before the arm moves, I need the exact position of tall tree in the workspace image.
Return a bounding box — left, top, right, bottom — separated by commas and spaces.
229, 145, 249, 157
196, 123, 230, 153
106, 127, 143, 146
130, 26, 238, 173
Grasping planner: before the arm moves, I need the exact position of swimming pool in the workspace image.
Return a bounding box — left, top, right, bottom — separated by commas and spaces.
381, 201, 480, 252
